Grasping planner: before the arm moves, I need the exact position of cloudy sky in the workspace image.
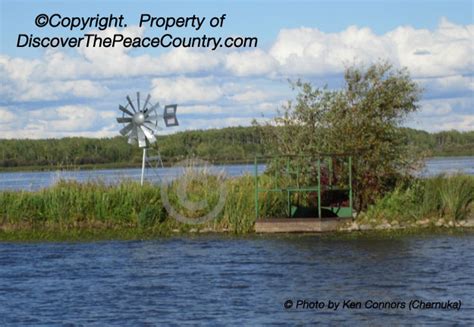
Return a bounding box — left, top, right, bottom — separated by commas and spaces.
0, 0, 473, 139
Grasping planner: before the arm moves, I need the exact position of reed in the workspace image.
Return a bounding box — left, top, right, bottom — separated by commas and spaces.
364, 174, 474, 223
438, 174, 474, 221
1, 173, 471, 240
0, 173, 287, 238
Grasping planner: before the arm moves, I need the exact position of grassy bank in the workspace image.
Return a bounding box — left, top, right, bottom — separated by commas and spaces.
0, 174, 473, 241
356, 174, 474, 229
0, 173, 284, 240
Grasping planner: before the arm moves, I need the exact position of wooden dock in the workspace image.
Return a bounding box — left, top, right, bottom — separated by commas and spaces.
254, 217, 352, 233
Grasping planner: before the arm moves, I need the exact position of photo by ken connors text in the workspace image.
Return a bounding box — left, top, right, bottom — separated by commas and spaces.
287, 299, 462, 311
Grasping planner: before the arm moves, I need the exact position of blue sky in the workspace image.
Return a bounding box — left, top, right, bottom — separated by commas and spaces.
0, 0, 473, 138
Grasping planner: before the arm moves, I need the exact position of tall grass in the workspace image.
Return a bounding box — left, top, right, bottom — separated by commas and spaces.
1, 173, 472, 240
439, 175, 474, 220
364, 174, 474, 222
0, 180, 169, 227
0, 173, 287, 236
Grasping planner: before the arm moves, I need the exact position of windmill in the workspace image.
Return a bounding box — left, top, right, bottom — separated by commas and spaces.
117, 92, 178, 185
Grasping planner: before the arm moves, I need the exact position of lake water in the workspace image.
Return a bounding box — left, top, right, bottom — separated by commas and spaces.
0, 156, 473, 191
1, 157, 473, 324
0, 164, 265, 191
0, 234, 472, 325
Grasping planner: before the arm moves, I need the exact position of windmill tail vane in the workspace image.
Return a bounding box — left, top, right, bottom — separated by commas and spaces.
116, 92, 179, 185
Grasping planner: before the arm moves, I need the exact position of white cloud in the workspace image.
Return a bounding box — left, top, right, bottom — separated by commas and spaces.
20, 80, 107, 101
1, 19, 473, 137
416, 96, 472, 118
269, 26, 393, 75
27, 105, 107, 132
269, 18, 473, 77
409, 114, 474, 132
419, 99, 453, 116
151, 77, 223, 103
0, 107, 15, 124
2, 18, 471, 83
0, 105, 119, 139
179, 117, 260, 131
438, 115, 474, 131
157, 48, 222, 74
407, 96, 474, 132
390, 18, 473, 78
0, 53, 107, 101
255, 101, 282, 114
177, 105, 225, 115
225, 49, 278, 76
230, 90, 274, 104
417, 74, 474, 98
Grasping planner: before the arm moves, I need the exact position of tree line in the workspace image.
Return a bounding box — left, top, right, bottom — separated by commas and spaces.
0, 126, 265, 169
0, 125, 472, 170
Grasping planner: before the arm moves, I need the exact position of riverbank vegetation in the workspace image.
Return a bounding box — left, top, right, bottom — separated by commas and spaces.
0, 174, 267, 238
351, 174, 474, 231
0, 174, 473, 241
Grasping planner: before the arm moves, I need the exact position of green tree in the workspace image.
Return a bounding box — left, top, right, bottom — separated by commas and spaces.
264, 61, 423, 210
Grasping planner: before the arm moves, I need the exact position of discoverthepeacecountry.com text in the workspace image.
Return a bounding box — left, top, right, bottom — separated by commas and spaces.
16, 13, 258, 50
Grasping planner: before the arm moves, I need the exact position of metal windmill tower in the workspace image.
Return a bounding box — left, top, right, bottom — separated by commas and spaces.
117, 92, 178, 185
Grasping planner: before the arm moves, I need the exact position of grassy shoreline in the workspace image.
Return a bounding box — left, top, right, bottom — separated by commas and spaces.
1, 174, 472, 242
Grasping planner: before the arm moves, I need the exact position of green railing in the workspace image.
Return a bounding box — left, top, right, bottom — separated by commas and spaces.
254, 154, 353, 220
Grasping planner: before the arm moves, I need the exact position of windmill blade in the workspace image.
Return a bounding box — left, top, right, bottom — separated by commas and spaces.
148, 102, 160, 112
128, 137, 136, 145
143, 122, 159, 132
140, 126, 156, 144
142, 94, 151, 112
143, 123, 162, 135
119, 105, 133, 117
137, 128, 147, 148
144, 111, 161, 120
128, 126, 138, 144
137, 92, 141, 112
117, 117, 132, 123
119, 123, 134, 136
145, 114, 161, 122
126, 95, 136, 112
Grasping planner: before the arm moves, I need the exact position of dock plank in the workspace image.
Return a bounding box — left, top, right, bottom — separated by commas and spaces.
254, 217, 351, 233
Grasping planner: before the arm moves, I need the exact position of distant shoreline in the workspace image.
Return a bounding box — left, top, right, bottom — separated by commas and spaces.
1, 127, 473, 172
0, 155, 472, 173
0, 158, 252, 173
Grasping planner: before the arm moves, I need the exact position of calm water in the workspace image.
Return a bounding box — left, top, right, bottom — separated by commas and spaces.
0, 234, 473, 325
1, 157, 473, 324
0, 157, 473, 191
0, 164, 265, 191
422, 156, 474, 176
